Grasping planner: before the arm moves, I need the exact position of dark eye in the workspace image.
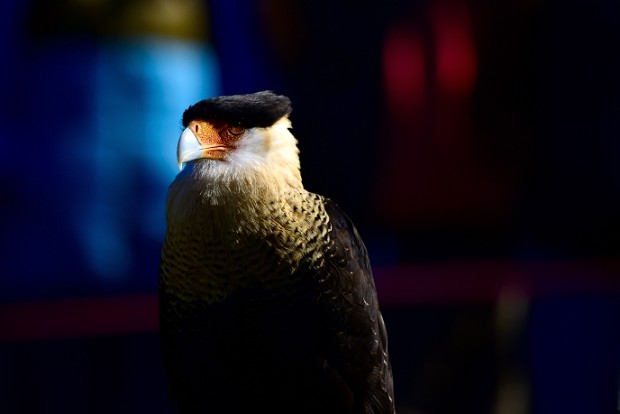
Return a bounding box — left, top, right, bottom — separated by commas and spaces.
228, 125, 245, 136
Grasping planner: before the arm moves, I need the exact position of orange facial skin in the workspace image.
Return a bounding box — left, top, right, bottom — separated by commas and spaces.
186, 120, 245, 160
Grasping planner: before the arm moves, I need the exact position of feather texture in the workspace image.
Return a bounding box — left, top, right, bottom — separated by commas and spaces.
159, 92, 394, 413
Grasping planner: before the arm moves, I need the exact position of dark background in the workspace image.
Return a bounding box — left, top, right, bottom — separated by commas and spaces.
1, 0, 620, 413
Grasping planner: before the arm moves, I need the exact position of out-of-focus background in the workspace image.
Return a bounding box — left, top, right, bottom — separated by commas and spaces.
1, 0, 620, 413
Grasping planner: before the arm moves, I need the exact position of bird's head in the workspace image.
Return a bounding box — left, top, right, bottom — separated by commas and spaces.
177, 91, 302, 191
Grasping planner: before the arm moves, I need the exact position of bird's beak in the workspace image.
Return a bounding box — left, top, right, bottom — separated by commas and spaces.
177, 127, 203, 170
177, 121, 232, 169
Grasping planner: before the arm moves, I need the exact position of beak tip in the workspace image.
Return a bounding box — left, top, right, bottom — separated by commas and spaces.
177, 127, 202, 169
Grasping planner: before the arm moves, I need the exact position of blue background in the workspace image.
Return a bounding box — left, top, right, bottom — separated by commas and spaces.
1, 0, 620, 413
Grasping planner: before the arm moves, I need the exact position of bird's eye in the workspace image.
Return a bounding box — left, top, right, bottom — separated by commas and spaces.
228, 126, 245, 136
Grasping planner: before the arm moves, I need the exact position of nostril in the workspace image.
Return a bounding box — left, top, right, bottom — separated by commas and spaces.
192, 123, 200, 134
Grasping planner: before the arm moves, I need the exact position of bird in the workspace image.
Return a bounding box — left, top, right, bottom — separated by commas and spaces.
159, 91, 394, 414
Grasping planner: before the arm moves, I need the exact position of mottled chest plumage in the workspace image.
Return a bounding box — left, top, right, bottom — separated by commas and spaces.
160, 189, 332, 304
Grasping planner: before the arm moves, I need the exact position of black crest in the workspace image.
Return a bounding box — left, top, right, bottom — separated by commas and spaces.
182, 91, 292, 129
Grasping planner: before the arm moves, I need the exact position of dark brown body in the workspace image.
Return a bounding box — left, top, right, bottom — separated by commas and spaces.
160, 162, 394, 413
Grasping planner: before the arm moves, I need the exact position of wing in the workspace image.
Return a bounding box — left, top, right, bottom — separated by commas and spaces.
317, 198, 395, 414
